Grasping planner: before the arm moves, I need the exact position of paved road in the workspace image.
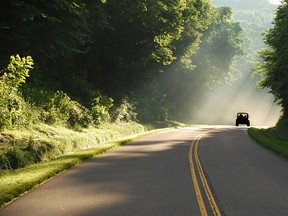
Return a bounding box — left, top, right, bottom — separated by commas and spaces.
1, 126, 288, 216
200, 127, 288, 216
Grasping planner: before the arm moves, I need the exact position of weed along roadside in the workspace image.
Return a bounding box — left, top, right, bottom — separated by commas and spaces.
0, 122, 178, 208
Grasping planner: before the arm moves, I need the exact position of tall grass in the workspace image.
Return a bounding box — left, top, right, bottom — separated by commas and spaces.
0, 122, 147, 170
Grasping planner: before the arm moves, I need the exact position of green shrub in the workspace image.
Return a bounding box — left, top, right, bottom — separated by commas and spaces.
50, 91, 93, 129
91, 95, 114, 124
1, 55, 33, 90
23, 87, 93, 130
0, 55, 34, 130
22, 87, 54, 109
112, 97, 137, 122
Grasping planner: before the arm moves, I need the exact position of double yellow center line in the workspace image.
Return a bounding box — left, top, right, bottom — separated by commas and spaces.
189, 131, 221, 216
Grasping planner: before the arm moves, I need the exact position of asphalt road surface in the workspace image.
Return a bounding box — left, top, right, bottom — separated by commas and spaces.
1, 126, 288, 216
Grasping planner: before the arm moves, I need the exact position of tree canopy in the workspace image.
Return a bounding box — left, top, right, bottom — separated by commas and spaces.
257, 0, 288, 118
0, 0, 243, 124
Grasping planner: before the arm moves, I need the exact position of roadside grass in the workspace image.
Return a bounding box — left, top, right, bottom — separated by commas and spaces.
0, 122, 148, 169
0, 122, 177, 207
248, 127, 288, 158
0, 142, 117, 207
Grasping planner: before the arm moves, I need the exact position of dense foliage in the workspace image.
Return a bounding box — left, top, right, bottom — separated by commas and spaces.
0, 0, 243, 127
257, 1, 288, 118
0, 55, 35, 129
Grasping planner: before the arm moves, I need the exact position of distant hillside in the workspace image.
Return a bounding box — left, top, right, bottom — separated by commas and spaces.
212, 0, 277, 10
212, 0, 277, 61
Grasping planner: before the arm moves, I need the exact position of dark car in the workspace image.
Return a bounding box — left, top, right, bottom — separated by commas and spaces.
236, 112, 250, 126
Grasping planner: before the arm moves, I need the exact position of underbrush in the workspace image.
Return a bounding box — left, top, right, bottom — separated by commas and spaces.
0, 55, 149, 169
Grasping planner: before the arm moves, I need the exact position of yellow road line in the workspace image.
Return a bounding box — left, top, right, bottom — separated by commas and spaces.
189, 131, 221, 216
189, 139, 208, 216
194, 133, 221, 216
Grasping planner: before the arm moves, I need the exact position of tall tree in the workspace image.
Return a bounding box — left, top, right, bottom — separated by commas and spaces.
158, 6, 243, 121
0, 0, 91, 89
83, 0, 199, 95
257, 0, 288, 117
0, 0, 246, 123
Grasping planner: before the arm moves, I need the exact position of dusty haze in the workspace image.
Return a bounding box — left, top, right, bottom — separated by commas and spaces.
191, 78, 282, 126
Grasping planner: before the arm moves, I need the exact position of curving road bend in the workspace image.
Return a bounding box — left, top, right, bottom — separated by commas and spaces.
1, 126, 288, 216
